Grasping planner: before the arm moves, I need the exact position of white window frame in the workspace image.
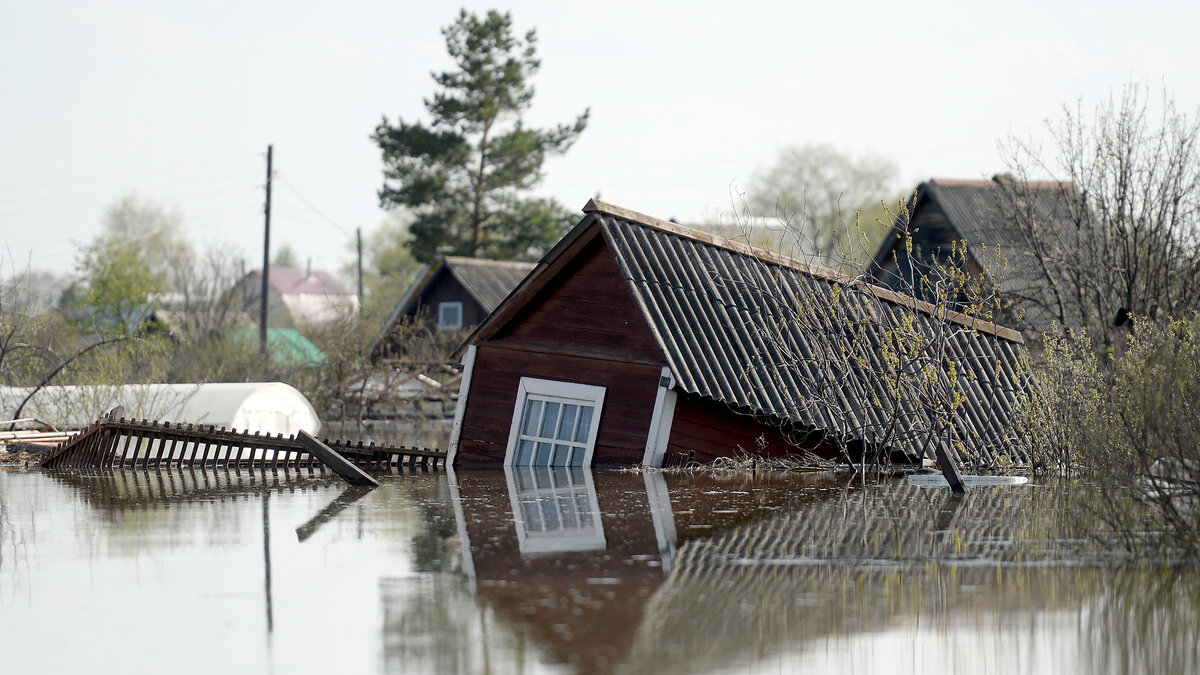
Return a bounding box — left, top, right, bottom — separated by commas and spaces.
504, 377, 605, 467
437, 301, 463, 331
505, 464, 606, 554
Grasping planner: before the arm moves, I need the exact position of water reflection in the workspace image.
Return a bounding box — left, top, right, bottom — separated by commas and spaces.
505, 465, 606, 554
3, 467, 1199, 674
441, 470, 1200, 675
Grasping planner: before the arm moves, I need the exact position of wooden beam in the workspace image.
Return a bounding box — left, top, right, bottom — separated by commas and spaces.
295, 430, 380, 487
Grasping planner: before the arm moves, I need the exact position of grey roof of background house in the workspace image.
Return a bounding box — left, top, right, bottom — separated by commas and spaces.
873, 177, 1079, 333
442, 256, 536, 313
369, 256, 534, 361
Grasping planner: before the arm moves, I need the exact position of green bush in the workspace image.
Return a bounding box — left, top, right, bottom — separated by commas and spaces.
1019, 314, 1200, 558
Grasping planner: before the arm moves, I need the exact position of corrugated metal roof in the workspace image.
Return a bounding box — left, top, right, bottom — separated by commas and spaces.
443, 256, 536, 314
370, 257, 536, 362
874, 177, 1079, 334
588, 201, 1029, 465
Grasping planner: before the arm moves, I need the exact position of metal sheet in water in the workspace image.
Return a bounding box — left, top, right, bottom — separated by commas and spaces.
907, 473, 1030, 487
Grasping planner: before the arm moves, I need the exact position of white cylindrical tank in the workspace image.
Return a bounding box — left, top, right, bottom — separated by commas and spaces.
0, 382, 320, 437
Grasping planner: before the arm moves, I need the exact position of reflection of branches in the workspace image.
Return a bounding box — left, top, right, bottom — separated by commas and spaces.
1082, 568, 1200, 675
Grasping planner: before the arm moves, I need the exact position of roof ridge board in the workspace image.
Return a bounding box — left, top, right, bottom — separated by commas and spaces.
585, 198, 859, 284
930, 176, 1074, 190
442, 255, 536, 269
585, 199, 1024, 344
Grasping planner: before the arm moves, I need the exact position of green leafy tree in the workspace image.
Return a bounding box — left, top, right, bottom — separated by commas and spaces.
71, 194, 191, 330
373, 9, 589, 263
75, 241, 162, 328
272, 243, 299, 269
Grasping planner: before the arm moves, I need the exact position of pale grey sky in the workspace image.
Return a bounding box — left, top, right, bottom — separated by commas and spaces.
3, 0, 1198, 282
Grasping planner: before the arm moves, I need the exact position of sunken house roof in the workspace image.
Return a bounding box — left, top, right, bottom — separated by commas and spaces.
467, 200, 1031, 465
871, 176, 1079, 333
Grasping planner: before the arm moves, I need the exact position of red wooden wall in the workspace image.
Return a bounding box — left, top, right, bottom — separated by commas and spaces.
454, 238, 667, 466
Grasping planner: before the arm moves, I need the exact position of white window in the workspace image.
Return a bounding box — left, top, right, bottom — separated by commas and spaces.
505, 465, 606, 554
437, 301, 463, 331
504, 377, 605, 467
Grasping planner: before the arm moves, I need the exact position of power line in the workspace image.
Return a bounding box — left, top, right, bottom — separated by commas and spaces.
274, 174, 350, 236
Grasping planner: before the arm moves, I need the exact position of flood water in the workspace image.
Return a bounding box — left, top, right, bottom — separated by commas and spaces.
2, 466, 1198, 674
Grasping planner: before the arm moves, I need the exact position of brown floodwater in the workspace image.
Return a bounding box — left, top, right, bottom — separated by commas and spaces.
0, 466, 1197, 674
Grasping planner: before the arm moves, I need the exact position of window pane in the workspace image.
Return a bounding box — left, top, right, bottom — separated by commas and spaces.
550, 444, 572, 466
438, 302, 463, 330
575, 406, 594, 443
559, 497, 580, 528
569, 445, 585, 467
515, 439, 536, 465
534, 442, 553, 465
552, 465, 572, 485
539, 402, 561, 438
521, 399, 543, 436
557, 404, 578, 441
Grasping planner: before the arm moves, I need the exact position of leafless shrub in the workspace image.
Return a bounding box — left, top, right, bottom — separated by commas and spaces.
1001, 84, 1200, 350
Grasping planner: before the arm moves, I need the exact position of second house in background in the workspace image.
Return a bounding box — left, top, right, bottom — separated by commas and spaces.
370, 256, 535, 363
231, 266, 360, 328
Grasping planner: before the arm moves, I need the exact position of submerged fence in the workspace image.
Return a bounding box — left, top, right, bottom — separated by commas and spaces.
40, 417, 446, 472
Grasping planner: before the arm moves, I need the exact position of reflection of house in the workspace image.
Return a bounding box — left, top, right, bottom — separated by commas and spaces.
867, 176, 1078, 336
370, 256, 534, 362
450, 470, 1098, 675
448, 199, 1029, 468
448, 469, 689, 674
231, 267, 359, 327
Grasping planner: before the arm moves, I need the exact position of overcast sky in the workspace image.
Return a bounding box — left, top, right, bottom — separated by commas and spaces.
3, 0, 1198, 283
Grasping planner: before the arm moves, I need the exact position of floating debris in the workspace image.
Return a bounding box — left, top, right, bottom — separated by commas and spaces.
908, 474, 1029, 488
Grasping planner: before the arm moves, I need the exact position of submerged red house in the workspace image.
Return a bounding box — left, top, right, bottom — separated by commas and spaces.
448, 200, 1028, 468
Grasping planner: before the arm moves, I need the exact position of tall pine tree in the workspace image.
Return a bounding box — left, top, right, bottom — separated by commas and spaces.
373, 9, 588, 263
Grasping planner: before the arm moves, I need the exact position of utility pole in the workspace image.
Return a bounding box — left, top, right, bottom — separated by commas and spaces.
356, 227, 364, 310
260, 144, 273, 356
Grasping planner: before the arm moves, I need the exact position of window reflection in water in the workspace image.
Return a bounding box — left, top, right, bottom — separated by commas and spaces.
505, 465, 606, 554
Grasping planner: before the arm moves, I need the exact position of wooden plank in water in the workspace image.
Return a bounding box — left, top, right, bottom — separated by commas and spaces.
295, 431, 379, 488
934, 440, 968, 495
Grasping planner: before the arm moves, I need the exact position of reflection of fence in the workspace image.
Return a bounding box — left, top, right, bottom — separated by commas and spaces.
41, 417, 446, 471
49, 467, 315, 510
